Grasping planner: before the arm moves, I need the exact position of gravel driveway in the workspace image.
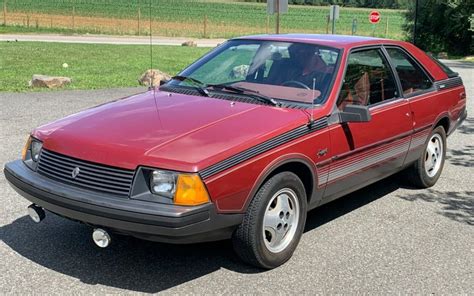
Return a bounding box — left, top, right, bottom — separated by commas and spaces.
0, 62, 473, 294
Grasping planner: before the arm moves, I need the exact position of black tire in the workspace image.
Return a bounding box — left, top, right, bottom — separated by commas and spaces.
406, 126, 447, 188
232, 172, 307, 269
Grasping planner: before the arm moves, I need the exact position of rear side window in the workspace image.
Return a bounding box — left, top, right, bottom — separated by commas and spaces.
385, 48, 433, 96
337, 48, 398, 110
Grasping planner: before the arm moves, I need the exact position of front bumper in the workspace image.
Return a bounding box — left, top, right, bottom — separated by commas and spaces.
4, 160, 242, 244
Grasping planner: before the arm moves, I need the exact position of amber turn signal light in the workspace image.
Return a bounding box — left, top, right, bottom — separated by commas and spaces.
21, 136, 32, 161
174, 174, 210, 206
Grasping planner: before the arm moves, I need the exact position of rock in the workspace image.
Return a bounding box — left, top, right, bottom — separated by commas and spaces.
181, 40, 197, 47
437, 52, 448, 59
29, 75, 72, 89
138, 69, 171, 87
230, 64, 249, 79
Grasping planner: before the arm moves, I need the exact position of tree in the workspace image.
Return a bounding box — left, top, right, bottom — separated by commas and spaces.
404, 0, 473, 55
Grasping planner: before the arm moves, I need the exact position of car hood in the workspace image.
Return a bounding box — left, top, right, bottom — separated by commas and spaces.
33, 90, 310, 172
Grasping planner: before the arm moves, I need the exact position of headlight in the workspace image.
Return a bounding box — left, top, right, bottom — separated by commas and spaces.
149, 169, 210, 206
31, 140, 43, 162
22, 136, 43, 170
150, 170, 176, 198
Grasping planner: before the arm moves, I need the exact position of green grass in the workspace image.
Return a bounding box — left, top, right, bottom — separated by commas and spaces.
0, 41, 211, 92
0, 0, 406, 39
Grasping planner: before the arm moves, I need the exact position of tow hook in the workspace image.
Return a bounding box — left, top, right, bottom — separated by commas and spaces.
27, 204, 45, 223
92, 228, 111, 248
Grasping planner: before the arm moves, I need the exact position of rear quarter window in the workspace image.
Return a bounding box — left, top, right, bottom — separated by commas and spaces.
427, 54, 458, 78
386, 48, 433, 96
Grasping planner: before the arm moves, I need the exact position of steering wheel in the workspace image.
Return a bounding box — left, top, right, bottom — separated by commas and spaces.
281, 80, 311, 90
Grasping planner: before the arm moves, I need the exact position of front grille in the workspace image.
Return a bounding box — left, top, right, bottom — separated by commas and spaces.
37, 149, 135, 197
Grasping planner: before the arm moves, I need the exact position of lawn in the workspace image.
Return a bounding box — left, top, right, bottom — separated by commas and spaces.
0, 41, 211, 92
0, 0, 406, 39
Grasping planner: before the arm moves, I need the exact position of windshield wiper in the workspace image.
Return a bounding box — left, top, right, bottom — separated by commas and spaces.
207, 83, 280, 106
171, 75, 210, 97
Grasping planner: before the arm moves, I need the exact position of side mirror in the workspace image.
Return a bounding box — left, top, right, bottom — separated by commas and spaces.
339, 104, 371, 123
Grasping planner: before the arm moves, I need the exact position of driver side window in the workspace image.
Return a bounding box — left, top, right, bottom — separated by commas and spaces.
191, 44, 259, 85
337, 48, 398, 110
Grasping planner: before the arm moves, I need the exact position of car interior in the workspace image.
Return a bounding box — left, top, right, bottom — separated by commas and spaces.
246, 45, 336, 101
337, 62, 398, 110
386, 48, 433, 96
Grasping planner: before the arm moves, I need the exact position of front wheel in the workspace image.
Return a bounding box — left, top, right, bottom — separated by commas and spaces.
232, 172, 307, 269
406, 126, 447, 188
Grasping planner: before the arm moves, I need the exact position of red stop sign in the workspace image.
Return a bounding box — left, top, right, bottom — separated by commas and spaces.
369, 11, 381, 24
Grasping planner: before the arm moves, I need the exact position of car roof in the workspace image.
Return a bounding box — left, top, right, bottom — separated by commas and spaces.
234, 34, 393, 48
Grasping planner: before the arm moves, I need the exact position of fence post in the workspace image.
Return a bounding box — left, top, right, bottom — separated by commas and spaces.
137, 6, 141, 35
27, 13, 30, 28
72, 6, 75, 30
351, 18, 357, 35
203, 14, 208, 38
266, 15, 269, 34
3, 0, 6, 26
50, 16, 53, 28
326, 14, 329, 34
385, 17, 389, 37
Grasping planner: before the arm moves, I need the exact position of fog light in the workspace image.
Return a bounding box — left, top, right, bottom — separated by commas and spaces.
92, 228, 111, 248
27, 204, 45, 223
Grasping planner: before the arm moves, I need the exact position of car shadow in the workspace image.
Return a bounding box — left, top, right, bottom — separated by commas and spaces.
0, 176, 464, 293
0, 215, 255, 293
304, 177, 402, 231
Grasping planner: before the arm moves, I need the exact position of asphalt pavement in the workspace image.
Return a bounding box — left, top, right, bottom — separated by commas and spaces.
0, 63, 473, 294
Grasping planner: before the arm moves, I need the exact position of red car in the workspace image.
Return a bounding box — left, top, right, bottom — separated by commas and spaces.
4, 35, 467, 269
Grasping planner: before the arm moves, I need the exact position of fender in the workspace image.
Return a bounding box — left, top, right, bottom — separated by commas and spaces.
432, 111, 451, 133
240, 153, 321, 213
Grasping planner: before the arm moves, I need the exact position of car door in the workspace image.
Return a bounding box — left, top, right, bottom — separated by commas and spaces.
383, 46, 439, 165
323, 46, 413, 202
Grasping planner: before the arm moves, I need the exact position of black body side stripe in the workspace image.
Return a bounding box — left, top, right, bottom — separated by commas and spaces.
435, 76, 463, 90
200, 117, 328, 179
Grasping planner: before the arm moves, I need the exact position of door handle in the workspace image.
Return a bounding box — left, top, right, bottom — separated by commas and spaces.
318, 148, 328, 157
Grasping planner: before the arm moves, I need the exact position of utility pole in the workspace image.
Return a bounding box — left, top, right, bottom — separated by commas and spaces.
329, 5, 339, 35
276, 0, 280, 34
3, 0, 7, 26
413, 0, 419, 45
138, 5, 141, 35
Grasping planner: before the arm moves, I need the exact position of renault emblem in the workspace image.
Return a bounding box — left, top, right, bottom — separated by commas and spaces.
71, 167, 80, 179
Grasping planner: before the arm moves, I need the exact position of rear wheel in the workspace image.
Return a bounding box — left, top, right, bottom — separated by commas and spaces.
406, 126, 446, 188
232, 172, 307, 269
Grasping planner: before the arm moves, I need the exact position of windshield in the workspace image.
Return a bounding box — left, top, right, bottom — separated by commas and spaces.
166, 39, 341, 105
